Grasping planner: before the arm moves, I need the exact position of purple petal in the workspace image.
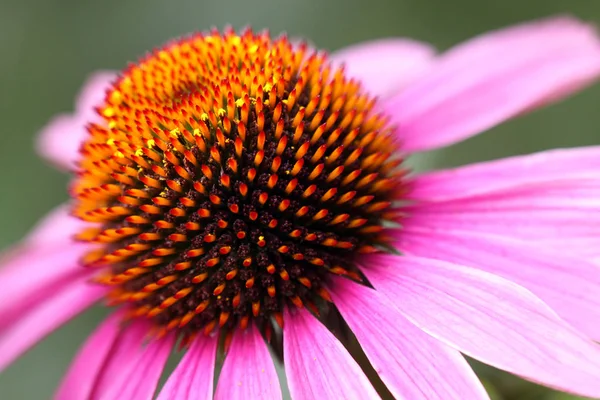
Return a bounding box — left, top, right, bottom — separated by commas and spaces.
215, 325, 281, 400
157, 335, 217, 400
383, 17, 600, 152
331, 38, 436, 99
283, 307, 379, 400
330, 277, 489, 399
363, 254, 600, 398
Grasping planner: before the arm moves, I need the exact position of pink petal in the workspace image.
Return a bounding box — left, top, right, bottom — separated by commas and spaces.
384, 17, 600, 152
55, 311, 124, 400
93, 321, 173, 400
393, 228, 600, 340
215, 325, 281, 400
363, 254, 600, 398
24, 204, 93, 247
157, 335, 217, 400
408, 146, 600, 202
330, 277, 489, 399
331, 38, 436, 99
0, 242, 92, 330
108, 336, 174, 400
75, 71, 117, 115
36, 71, 116, 171
283, 307, 379, 400
404, 187, 600, 241
92, 320, 151, 395
1, 203, 93, 277
0, 275, 105, 372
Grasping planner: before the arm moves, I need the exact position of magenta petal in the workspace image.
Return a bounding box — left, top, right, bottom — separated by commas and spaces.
394, 228, 600, 340
55, 312, 124, 400
363, 254, 600, 398
283, 307, 379, 400
331, 38, 436, 99
408, 146, 600, 202
93, 321, 174, 400
36, 71, 116, 170
384, 17, 600, 152
157, 335, 217, 400
215, 325, 281, 400
0, 276, 105, 372
330, 277, 489, 400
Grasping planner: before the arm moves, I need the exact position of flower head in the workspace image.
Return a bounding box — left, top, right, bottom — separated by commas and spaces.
73, 30, 402, 340
3, 16, 600, 400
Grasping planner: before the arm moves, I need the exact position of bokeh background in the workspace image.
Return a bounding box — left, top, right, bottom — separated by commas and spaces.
1, 0, 599, 398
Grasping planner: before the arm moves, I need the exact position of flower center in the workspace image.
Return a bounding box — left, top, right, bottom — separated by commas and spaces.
73, 29, 405, 338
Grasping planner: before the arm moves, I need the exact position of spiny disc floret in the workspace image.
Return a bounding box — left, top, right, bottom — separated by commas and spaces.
73, 28, 405, 338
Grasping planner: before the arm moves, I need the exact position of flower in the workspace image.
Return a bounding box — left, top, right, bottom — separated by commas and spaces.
2, 16, 600, 400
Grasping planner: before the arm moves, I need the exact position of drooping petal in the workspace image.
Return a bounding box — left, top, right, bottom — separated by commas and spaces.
215, 325, 281, 400
157, 335, 218, 400
383, 17, 600, 152
55, 311, 124, 400
283, 307, 380, 400
93, 320, 173, 400
36, 114, 81, 171
0, 242, 92, 330
75, 71, 118, 114
404, 206, 600, 243
404, 187, 600, 258
404, 180, 600, 252
331, 38, 436, 99
407, 146, 600, 202
92, 320, 150, 395
24, 204, 94, 247
393, 228, 600, 340
330, 277, 489, 400
36, 71, 116, 170
0, 275, 106, 372
363, 254, 600, 398
108, 335, 174, 400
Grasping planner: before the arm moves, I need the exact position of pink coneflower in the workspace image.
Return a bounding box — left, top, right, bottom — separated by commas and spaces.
2, 16, 600, 400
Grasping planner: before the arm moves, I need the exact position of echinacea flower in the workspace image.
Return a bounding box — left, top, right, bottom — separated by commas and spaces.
3, 16, 600, 400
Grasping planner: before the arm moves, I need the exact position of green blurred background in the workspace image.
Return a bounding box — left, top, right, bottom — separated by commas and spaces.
1, 0, 599, 398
